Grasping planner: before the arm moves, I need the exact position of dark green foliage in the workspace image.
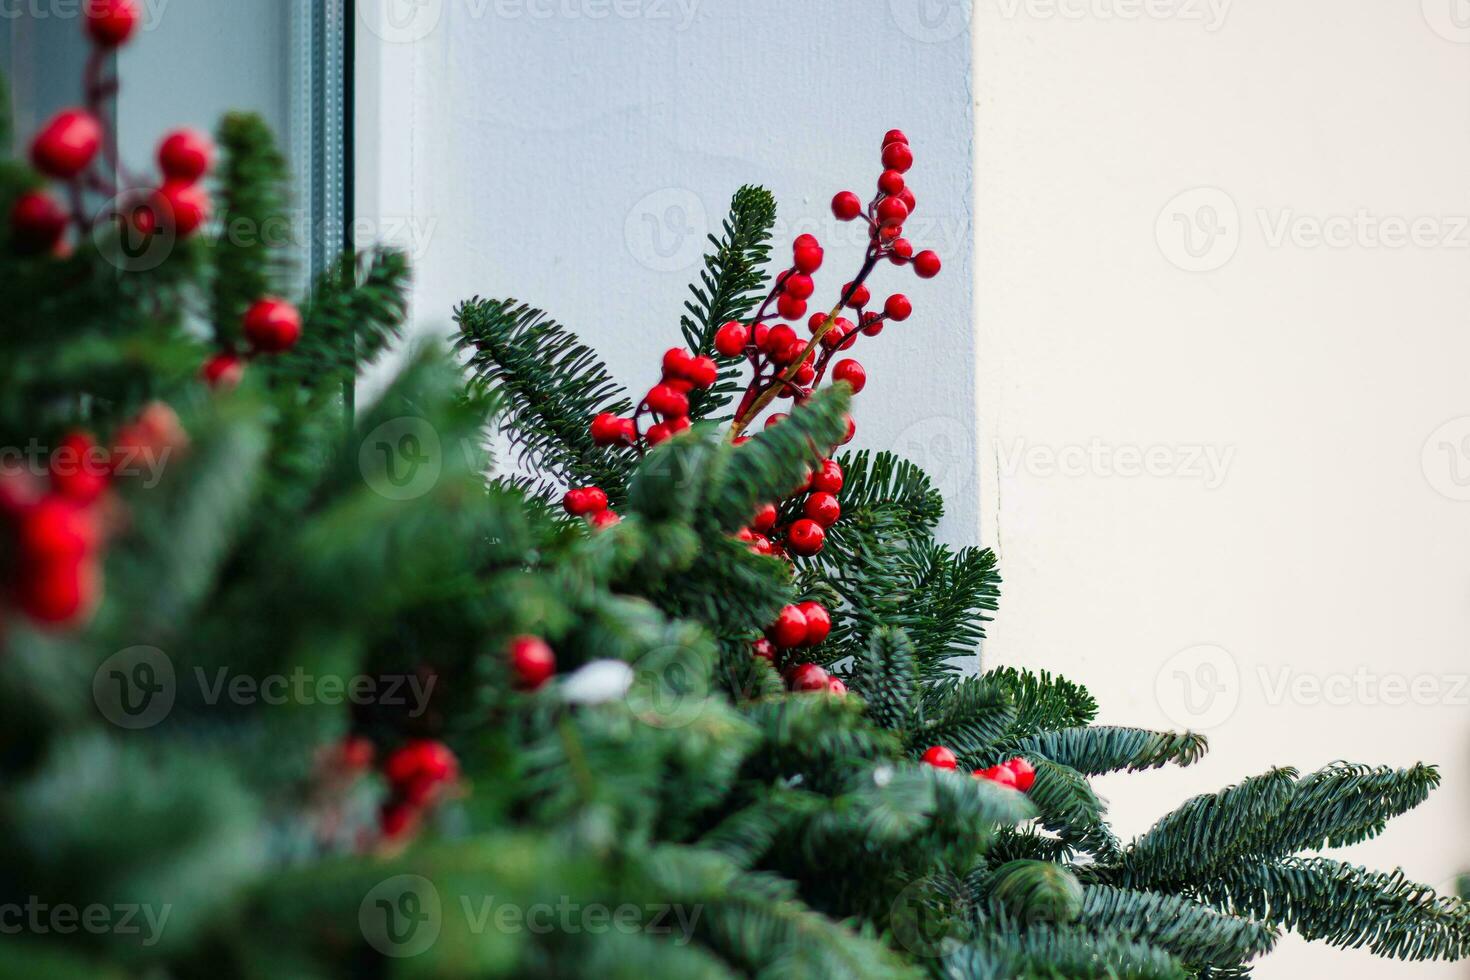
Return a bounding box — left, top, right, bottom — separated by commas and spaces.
679, 185, 776, 420
211, 112, 291, 339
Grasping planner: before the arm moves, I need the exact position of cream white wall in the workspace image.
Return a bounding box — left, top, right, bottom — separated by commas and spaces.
976, 2, 1470, 977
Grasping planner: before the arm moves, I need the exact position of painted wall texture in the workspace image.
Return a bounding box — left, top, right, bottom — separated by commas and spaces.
975, 2, 1470, 977
357, 0, 979, 544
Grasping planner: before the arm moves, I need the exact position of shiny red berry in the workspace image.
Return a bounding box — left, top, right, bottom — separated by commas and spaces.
876, 196, 908, 228
158, 129, 214, 183
768, 604, 809, 648
793, 233, 819, 250
687, 356, 718, 388
840, 415, 856, 445
662, 347, 694, 379
85, 0, 140, 47
812, 459, 844, 494
787, 518, 825, 556
913, 250, 941, 279
646, 384, 689, 418
793, 244, 823, 274
831, 191, 862, 221
833, 359, 866, 394
878, 170, 905, 195
1005, 757, 1037, 792
563, 486, 608, 516
30, 109, 102, 179
922, 746, 958, 770
860, 312, 884, 337
777, 294, 807, 321
155, 180, 210, 236
882, 141, 914, 173
983, 765, 1019, 789
797, 601, 831, 645
827, 677, 848, 697
890, 238, 915, 261
752, 502, 778, 532
645, 421, 673, 445
19, 496, 98, 560
752, 638, 776, 660
842, 282, 871, 309
588, 509, 620, 530
10, 190, 67, 255
885, 294, 913, 321
591, 413, 635, 446
787, 662, 830, 692
899, 188, 917, 214
783, 272, 815, 299
243, 297, 301, 353
764, 413, 789, 430
804, 492, 841, 528
508, 635, 556, 690
883, 129, 909, 146
714, 320, 749, 357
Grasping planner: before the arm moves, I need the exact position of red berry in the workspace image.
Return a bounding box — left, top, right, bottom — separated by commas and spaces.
645, 422, 673, 445
752, 638, 775, 661
661, 347, 692, 378
764, 413, 788, 430
589, 509, 620, 530
899, 188, 917, 215
913, 250, 942, 279
783, 272, 815, 300
243, 297, 302, 353
19, 496, 99, 560
776, 293, 807, 321
983, 765, 1019, 790
804, 492, 841, 528
84, 0, 140, 47
922, 746, 958, 770
30, 109, 102, 179
15, 556, 97, 626
793, 244, 824, 274
201, 353, 244, 389
591, 412, 635, 446
793, 362, 816, 386
155, 180, 210, 237
878, 170, 906, 195
843, 283, 871, 310
827, 677, 848, 697
749, 532, 772, 554
860, 312, 884, 337
833, 359, 867, 394
793, 234, 819, 250
761, 323, 797, 356
384, 740, 459, 805
646, 384, 689, 418
883, 129, 909, 146
714, 321, 749, 357
10, 191, 67, 255
509, 634, 556, 690
787, 662, 830, 692
768, 604, 809, 648
752, 502, 778, 532
158, 129, 213, 183
687, 356, 718, 389
831, 191, 862, 221
812, 459, 844, 494
890, 238, 915, 261
1005, 757, 1037, 792
563, 486, 607, 516
884, 294, 913, 321
876, 196, 909, 229
840, 415, 856, 446
787, 518, 825, 556
380, 801, 419, 840
879, 223, 902, 242
667, 415, 691, 435
882, 141, 914, 173
797, 601, 831, 645
49, 431, 109, 503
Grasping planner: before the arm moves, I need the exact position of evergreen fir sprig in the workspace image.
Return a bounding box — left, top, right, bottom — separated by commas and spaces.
680, 186, 777, 421
211, 112, 291, 340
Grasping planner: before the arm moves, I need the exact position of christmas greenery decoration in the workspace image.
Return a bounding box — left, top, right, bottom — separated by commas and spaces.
1, 7, 1467, 978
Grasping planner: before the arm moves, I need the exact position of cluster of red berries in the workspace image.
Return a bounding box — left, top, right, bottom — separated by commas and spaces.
508, 634, 557, 690
11, 0, 216, 257
379, 738, 460, 841
589, 347, 719, 449
561, 486, 620, 530
921, 746, 1037, 791
734, 455, 845, 561
0, 402, 187, 629
751, 600, 846, 696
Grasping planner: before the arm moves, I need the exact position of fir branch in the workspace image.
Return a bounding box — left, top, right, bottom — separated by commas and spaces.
680, 185, 777, 420
984, 667, 1100, 738
270, 248, 410, 389
1078, 884, 1278, 970
1006, 727, 1208, 776
211, 112, 291, 340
